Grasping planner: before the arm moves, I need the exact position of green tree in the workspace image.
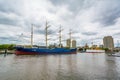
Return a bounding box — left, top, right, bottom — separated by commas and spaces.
0, 44, 15, 50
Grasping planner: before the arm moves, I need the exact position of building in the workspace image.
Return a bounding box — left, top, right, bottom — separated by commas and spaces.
99, 45, 104, 48
84, 43, 89, 48
114, 47, 120, 52
66, 39, 71, 48
103, 36, 114, 50
72, 40, 76, 48
91, 45, 97, 49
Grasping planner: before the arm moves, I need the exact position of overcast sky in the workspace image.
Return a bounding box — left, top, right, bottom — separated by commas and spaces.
0, 0, 120, 47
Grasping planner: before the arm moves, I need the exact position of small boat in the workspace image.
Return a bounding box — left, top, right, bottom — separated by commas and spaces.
15, 22, 77, 55
109, 52, 120, 57
85, 49, 105, 53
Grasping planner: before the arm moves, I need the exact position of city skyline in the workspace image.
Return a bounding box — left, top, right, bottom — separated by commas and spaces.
0, 0, 120, 47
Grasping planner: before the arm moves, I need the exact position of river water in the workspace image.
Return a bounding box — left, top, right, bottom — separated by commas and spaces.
0, 53, 120, 80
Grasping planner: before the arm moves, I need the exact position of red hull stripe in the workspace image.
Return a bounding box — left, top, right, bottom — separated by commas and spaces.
85, 52, 104, 53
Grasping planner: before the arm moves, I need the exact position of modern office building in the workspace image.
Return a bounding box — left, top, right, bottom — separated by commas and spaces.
66, 39, 71, 48
103, 36, 114, 50
72, 40, 76, 48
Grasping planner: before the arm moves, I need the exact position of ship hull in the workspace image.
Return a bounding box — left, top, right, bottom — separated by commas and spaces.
85, 50, 105, 53
15, 47, 77, 55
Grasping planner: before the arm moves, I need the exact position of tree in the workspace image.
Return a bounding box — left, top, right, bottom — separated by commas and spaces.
0, 44, 15, 50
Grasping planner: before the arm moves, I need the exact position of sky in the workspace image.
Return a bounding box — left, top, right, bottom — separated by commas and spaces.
0, 0, 120, 47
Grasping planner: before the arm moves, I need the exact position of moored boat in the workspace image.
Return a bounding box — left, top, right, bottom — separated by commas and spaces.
15, 22, 77, 55
15, 47, 77, 55
85, 49, 105, 53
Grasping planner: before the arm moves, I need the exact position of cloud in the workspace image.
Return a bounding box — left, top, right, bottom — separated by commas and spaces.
82, 32, 98, 36
114, 32, 120, 36
91, 0, 120, 26
0, 12, 22, 26
0, 36, 19, 44
0, 0, 120, 47
0, 0, 20, 14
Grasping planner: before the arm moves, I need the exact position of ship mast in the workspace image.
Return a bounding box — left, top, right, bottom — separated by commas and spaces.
45, 21, 50, 48
59, 25, 63, 48
69, 29, 72, 48
31, 24, 33, 47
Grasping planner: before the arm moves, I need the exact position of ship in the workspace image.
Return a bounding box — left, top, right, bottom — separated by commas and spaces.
85, 49, 105, 53
15, 47, 76, 55
15, 22, 77, 55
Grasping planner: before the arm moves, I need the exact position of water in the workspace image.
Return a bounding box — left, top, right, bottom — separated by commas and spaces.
0, 53, 120, 80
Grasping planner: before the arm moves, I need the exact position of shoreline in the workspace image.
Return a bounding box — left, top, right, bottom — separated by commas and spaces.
0, 50, 15, 54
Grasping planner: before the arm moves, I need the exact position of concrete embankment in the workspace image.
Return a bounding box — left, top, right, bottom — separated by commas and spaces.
0, 50, 15, 54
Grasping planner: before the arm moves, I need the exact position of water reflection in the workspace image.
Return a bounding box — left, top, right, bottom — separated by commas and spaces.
0, 53, 120, 80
